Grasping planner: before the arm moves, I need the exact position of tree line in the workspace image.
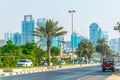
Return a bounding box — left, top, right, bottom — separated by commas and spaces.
1, 19, 120, 67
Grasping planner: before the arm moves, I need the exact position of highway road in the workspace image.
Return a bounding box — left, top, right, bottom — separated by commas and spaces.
0, 65, 114, 80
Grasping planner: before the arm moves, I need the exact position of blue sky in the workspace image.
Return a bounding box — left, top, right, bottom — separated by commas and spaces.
0, 0, 120, 40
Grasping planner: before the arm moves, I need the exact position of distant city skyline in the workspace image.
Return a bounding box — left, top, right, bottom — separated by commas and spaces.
0, 0, 120, 40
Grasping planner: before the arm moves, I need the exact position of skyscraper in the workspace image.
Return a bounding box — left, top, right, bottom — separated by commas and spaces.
37, 18, 45, 27
110, 38, 118, 54
36, 18, 46, 48
51, 37, 58, 47
80, 35, 90, 42
103, 31, 109, 45
0, 39, 5, 46
21, 15, 35, 44
89, 23, 103, 46
13, 32, 21, 45
71, 32, 80, 49
4, 31, 13, 42
57, 36, 64, 47
118, 38, 120, 55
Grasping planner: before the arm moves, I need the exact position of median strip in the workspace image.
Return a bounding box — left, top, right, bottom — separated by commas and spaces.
0, 63, 100, 77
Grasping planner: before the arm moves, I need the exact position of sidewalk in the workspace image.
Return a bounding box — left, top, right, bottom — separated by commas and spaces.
106, 75, 120, 80
106, 70, 120, 80
0, 63, 100, 77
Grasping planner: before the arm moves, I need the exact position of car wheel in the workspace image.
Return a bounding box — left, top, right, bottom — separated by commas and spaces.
112, 69, 115, 72
102, 68, 105, 72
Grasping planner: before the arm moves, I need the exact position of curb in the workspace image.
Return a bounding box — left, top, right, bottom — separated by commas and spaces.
0, 64, 100, 78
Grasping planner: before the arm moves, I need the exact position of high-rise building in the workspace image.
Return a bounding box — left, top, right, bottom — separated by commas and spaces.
80, 35, 90, 42
118, 38, 120, 55
57, 36, 64, 48
37, 18, 45, 27
21, 15, 35, 44
36, 18, 46, 48
51, 36, 64, 48
110, 38, 118, 54
89, 23, 103, 46
13, 32, 21, 45
0, 39, 5, 46
4, 32, 13, 42
103, 31, 109, 45
51, 37, 58, 47
71, 32, 80, 49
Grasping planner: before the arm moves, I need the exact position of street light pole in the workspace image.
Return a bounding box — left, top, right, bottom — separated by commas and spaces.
68, 10, 76, 64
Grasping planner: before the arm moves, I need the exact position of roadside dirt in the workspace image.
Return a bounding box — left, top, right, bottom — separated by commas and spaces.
106, 75, 120, 80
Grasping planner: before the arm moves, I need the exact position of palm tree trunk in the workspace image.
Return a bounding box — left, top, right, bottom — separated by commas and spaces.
85, 53, 88, 64
47, 39, 51, 66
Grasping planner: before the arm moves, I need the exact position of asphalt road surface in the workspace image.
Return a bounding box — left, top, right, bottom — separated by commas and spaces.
0, 65, 114, 80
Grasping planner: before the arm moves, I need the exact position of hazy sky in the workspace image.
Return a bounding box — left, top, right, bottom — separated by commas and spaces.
0, 0, 120, 40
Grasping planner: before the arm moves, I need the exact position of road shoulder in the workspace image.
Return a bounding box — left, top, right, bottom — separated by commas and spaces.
106, 71, 120, 80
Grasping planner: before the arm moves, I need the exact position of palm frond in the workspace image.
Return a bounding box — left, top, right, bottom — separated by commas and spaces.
58, 40, 67, 44
54, 31, 67, 37
114, 21, 120, 32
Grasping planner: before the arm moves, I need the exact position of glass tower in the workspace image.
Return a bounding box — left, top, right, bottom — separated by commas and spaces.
110, 38, 118, 54
118, 38, 120, 55
89, 23, 103, 46
4, 32, 13, 42
36, 18, 46, 48
21, 15, 35, 44
51, 36, 64, 48
13, 32, 21, 45
103, 31, 109, 45
71, 32, 80, 49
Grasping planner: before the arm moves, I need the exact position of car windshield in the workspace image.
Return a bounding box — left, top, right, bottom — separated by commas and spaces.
105, 61, 113, 64
20, 60, 27, 62
20, 60, 31, 62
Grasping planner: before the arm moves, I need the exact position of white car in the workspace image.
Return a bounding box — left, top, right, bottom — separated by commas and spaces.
17, 59, 33, 67
43, 61, 52, 66
115, 62, 120, 70
59, 61, 66, 65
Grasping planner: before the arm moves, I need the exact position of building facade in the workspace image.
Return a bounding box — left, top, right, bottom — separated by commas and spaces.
118, 38, 120, 55
71, 32, 80, 49
4, 32, 13, 42
13, 32, 21, 45
36, 18, 45, 27
103, 31, 109, 45
0, 39, 5, 46
51, 36, 64, 48
36, 18, 46, 48
110, 38, 118, 54
89, 23, 103, 46
80, 35, 90, 42
21, 15, 35, 44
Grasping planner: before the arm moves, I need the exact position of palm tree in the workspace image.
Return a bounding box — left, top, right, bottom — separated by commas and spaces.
96, 38, 111, 61
114, 22, 120, 32
32, 19, 67, 66
77, 42, 95, 63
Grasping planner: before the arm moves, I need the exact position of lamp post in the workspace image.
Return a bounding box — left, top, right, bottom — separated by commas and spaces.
68, 10, 76, 64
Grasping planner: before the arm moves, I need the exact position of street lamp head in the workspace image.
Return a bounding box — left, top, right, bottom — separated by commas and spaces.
72, 10, 76, 13
68, 10, 72, 13
68, 10, 76, 13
